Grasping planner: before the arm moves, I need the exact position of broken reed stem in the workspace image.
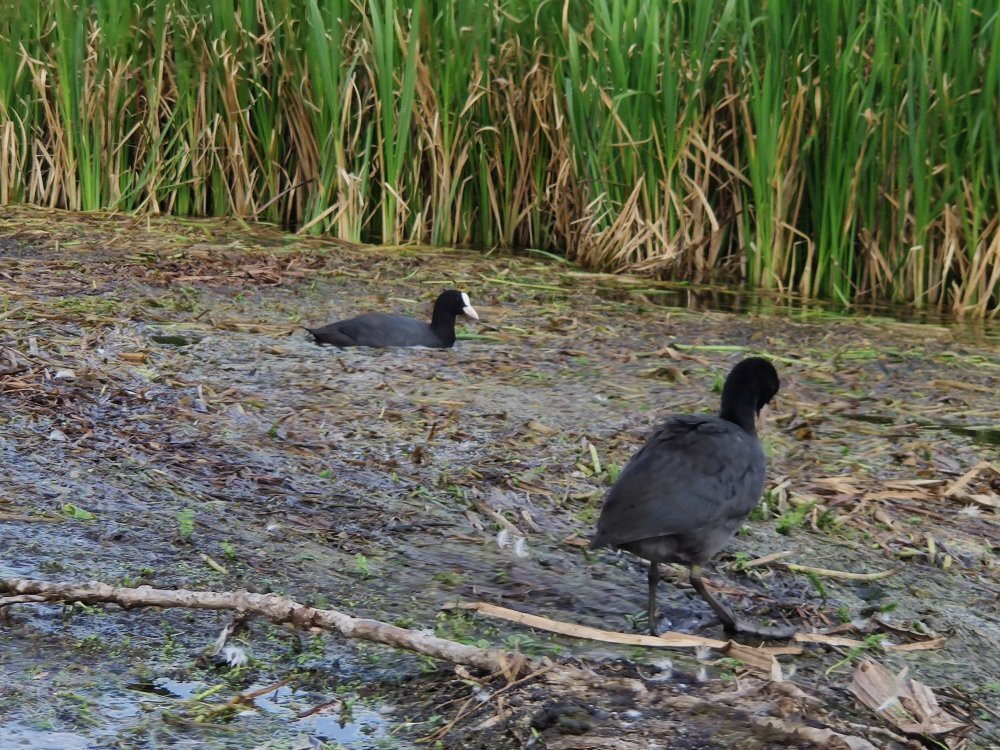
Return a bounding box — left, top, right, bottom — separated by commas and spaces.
782, 564, 902, 581
0, 577, 527, 675
741, 550, 794, 568
455, 600, 731, 649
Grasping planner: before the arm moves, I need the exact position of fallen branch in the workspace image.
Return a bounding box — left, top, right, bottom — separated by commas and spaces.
0, 577, 525, 675
0, 577, 882, 749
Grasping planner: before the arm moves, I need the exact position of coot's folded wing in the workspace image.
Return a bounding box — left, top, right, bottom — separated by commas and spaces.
591, 416, 765, 548
328, 313, 440, 347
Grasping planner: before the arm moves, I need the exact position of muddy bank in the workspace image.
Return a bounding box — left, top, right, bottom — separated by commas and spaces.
1, 206, 998, 749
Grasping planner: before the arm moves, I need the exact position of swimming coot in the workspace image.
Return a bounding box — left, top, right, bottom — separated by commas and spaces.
590, 357, 795, 639
304, 290, 479, 348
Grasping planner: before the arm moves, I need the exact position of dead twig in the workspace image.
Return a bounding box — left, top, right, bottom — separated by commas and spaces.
0, 577, 527, 675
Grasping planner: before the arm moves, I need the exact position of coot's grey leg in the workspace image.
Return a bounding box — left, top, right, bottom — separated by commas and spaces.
647, 561, 660, 636
689, 564, 739, 632
689, 565, 798, 640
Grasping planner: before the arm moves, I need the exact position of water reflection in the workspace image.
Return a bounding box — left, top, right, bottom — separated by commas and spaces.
595, 282, 999, 343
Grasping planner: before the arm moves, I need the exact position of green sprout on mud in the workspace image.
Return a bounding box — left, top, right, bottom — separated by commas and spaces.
74, 634, 104, 652
816, 509, 838, 533
434, 608, 475, 643
161, 626, 178, 658
61, 503, 96, 521
354, 553, 373, 579
156, 286, 202, 313
775, 502, 817, 535
55, 295, 122, 316
825, 633, 886, 675
749, 490, 778, 522
718, 656, 743, 681
433, 571, 463, 587
418, 655, 441, 674
624, 612, 647, 630
308, 633, 326, 659
177, 509, 195, 540
40, 559, 68, 574
221, 541, 236, 559
604, 462, 621, 485
806, 571, 828, 601
731, 551, 751, 570
502, 633, 562, 657
339, 698, 355, 726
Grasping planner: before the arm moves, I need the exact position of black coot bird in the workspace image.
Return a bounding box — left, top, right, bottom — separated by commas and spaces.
590, 357, 794, 639
304, 289, 479, 348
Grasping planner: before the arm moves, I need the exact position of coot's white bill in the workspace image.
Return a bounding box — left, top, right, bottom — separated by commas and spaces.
461, 292, 479, 320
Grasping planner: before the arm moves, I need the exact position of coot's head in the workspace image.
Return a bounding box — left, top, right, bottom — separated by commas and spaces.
719, 357, 779, 430
435, 289, 479, 320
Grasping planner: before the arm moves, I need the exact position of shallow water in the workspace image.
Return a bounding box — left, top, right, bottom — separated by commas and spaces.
592, 278, 1000, 343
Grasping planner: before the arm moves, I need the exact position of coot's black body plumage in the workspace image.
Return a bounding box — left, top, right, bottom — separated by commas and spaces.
590, 415, 766, 565
305, 289, 478, 348
590, 357, 792, 638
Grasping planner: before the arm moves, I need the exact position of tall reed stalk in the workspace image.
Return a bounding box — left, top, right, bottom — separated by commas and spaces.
0, 0, 997, 315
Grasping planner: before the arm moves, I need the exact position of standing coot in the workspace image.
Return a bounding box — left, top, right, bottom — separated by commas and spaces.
304, 289, 479, 348
590, 357, 795, 639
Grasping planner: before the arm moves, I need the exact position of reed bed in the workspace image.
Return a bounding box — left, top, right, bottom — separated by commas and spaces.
0, 0, 997, 315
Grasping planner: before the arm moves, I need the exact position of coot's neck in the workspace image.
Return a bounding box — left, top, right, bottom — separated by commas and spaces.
430, 307, 457, 345
719, 391, 759, 435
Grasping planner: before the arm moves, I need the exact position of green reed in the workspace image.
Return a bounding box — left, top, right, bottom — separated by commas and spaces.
0, 0, 996, 315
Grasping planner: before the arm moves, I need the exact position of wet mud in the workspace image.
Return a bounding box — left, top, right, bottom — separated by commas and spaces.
1, 206, 998, 748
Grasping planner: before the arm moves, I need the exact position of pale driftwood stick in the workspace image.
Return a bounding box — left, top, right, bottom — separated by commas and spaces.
0, 577, 525, 675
